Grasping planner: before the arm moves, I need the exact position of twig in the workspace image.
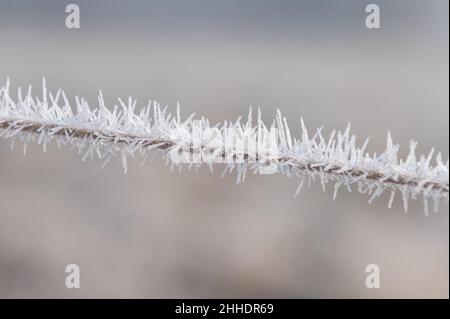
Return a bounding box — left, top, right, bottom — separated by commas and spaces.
0, 78, 448, 213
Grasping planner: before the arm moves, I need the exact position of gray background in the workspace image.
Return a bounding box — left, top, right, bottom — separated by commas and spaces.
0, 0, 448, 298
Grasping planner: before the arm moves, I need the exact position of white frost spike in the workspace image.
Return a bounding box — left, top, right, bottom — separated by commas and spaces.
388, 191, 396, 210
0, 79, 448, 213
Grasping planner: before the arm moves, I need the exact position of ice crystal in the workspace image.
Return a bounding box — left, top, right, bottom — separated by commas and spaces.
0, 78, 448, 213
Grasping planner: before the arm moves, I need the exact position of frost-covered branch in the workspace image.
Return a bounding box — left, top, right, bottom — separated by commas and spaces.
0, 79, 448, 213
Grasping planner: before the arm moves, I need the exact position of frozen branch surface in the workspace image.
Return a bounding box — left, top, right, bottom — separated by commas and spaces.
0, 79, 448, 213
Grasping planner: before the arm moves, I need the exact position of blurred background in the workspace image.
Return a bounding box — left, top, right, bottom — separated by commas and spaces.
0, 0, 448, 298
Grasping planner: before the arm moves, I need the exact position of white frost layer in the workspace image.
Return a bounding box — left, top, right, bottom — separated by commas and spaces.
0, 79, 448, 213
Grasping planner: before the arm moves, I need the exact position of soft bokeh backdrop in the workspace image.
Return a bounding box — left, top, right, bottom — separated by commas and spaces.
0, 0, 448, 298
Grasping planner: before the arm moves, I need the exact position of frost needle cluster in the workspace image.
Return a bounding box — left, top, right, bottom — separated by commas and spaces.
0, 79, 448, 213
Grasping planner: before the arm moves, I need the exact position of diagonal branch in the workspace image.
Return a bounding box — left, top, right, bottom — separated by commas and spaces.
0, 79, 448, 213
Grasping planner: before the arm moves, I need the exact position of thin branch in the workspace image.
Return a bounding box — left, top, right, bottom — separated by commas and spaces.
0, 118, 446, 193
0, 79, 448, 213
